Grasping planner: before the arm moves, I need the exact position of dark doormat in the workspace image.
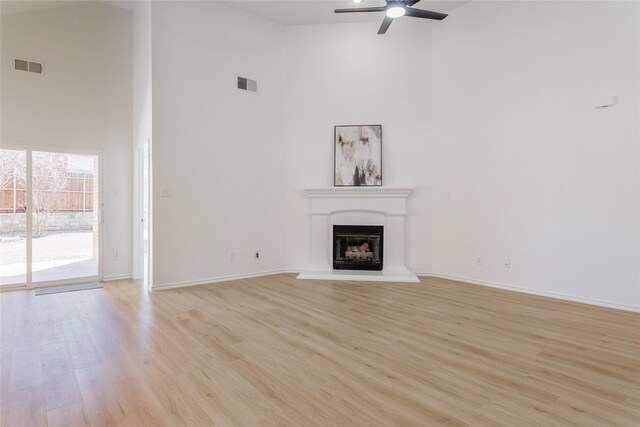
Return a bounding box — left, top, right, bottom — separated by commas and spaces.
35, 282, 103, 296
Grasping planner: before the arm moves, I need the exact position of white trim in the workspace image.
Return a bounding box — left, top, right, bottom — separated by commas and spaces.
33, 275, 101, 287
147, 138, 153, 291
151, 269, 289, 291
97, 151, 105, 282
0, 276, 101, 292
2, 142, 104, 157
297, 269, 419, 283
132, 140, 148, 281
102, 274, 132, 282
0, 284, 28, 293
423, 273, 640, 313
26, 149, 33, 284
413, 272, 432, 276
317, 208, 408, 217
132, 144, 141, 280
304, 187, 413, 198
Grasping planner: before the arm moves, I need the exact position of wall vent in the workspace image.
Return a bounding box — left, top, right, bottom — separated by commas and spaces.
237, 76, 257, 93
15, 58, 43, 74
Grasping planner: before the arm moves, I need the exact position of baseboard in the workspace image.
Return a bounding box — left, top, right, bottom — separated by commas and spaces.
152, 269, 289, 291
423, 272, 640, 313
102, 274, 132, 282
148, 268, 639, 312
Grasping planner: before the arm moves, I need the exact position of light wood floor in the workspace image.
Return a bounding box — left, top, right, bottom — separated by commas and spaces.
1, 274, 638, 426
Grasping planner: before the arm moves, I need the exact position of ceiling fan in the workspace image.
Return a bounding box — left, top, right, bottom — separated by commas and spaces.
334, 0, 447, 34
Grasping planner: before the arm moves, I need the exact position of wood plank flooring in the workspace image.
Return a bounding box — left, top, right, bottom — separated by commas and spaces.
1, 274, 638, 426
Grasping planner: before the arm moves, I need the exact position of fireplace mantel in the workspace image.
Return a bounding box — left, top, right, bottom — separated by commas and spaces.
304, 187, 414, 198
297, 186, 419, 283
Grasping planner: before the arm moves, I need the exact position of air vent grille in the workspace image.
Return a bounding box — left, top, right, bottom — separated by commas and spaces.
237, 76, 257, 93
29, 62, 42, 74
15, 58, 43, 74
15, 59, 28, 71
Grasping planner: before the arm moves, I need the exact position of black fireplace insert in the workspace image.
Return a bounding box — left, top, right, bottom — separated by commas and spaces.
333, 225, 383, 271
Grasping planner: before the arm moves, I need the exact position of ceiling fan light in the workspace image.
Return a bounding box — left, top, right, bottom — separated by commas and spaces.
386, 5, 405, 19
352, 0, 362, 3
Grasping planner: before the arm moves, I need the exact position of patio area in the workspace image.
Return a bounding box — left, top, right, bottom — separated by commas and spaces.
0, 231, 97, 285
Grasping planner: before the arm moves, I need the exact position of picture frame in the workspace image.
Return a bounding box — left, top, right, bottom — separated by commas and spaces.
334, 125, 382, 187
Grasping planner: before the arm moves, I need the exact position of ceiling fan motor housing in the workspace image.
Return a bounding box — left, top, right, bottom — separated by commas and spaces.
385, 1, 406, 19
333, 0, 448, 35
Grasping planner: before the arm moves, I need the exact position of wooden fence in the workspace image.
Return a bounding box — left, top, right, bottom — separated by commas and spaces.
0, 173, 94, 213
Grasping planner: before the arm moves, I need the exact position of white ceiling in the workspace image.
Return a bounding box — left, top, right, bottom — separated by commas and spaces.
2, 1, 468, 24
224, 0, 469, 25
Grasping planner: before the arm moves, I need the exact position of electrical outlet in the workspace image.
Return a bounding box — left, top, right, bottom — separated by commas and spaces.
229, 252, 235, 262
476, 255, 482, 265
114, 251, 120, 260
255, 251, 260, 259
504, 259, 511, 268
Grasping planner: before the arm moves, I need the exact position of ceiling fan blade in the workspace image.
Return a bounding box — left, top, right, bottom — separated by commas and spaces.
406, 0, 421, 6
334, 7, 386, 13
404, 7, 448, 20
377, 16, 393, 34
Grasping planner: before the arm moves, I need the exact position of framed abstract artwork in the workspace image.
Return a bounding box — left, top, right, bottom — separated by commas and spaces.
334, 125, 382, 186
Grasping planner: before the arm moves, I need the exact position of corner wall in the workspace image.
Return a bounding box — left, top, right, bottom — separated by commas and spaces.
283, 20, 435, 274
431, 1, 640, 309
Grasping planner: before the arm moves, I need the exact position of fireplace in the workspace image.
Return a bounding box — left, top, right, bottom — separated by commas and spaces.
298, 187, 417, 282
333, 225, 383, 271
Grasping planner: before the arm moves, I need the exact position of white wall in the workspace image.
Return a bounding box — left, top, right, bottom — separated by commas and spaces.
151, 1, 286, 288
133, 2, 151, 149
132, 1, 152, 280
432, 1, 640, 309
1, 3, 133, 280
284, 21, 434, 273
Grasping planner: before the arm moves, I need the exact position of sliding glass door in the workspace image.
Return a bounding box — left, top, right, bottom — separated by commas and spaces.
31, 151, 99, 283
0, 148, 100, 288
0, 149, 27, 286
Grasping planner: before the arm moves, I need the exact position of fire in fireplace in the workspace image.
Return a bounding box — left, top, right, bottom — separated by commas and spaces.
333, 225, 383, 271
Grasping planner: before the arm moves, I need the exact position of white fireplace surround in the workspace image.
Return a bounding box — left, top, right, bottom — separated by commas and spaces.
297, 187, 419, 282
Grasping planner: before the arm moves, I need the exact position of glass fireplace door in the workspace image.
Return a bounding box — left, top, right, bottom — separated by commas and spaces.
333, 225, 384, 271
